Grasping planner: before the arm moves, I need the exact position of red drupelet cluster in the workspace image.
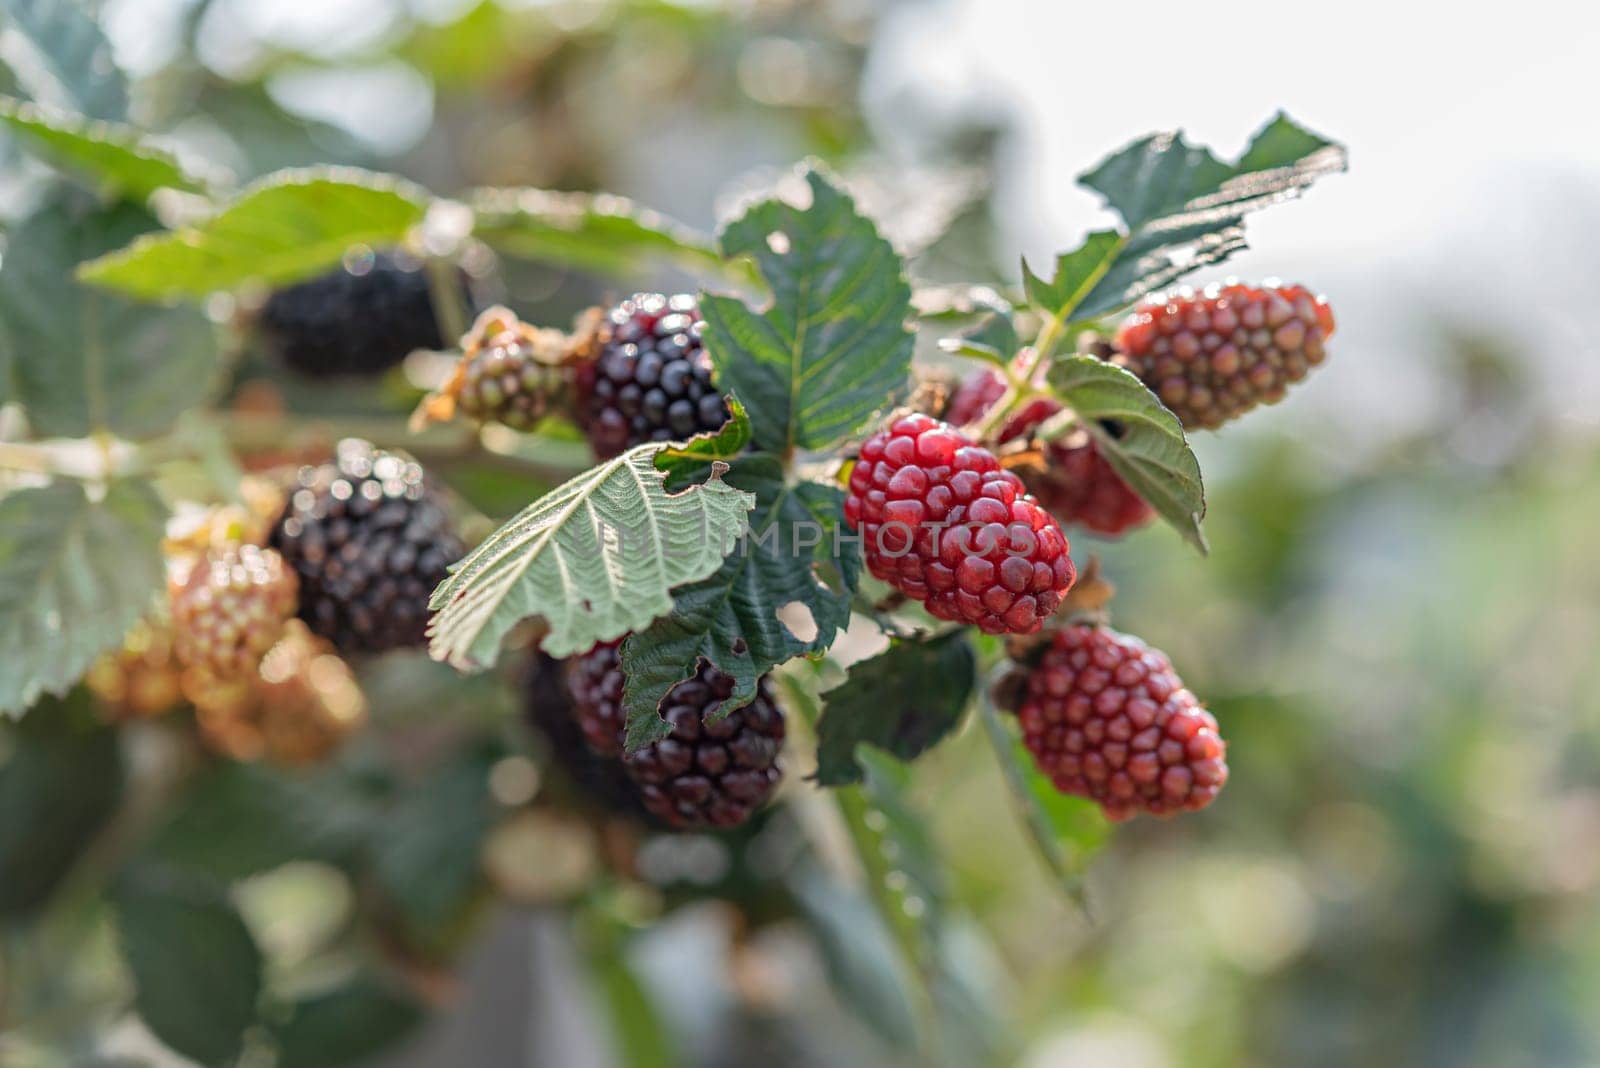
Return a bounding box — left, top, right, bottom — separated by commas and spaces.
844, 414, 1075, 635
1010, 624, 1227, 821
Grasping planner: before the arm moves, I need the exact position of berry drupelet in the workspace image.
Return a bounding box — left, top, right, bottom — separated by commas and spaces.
576, 293, 730, 459
844, 414, 1076, 635
1009, 624, 1227, 821
269, 439, 463, 655
946, 369, 1154, 537
1109, 281, 1335, 430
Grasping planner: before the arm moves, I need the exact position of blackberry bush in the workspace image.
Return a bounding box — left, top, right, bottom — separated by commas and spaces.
0, 52, 1348, 1061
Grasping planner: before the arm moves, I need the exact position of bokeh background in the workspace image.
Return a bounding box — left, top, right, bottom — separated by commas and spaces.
3, 1, 1598, 1065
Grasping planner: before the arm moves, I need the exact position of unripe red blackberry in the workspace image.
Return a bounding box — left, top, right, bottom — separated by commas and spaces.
622, 663, 786, 831
451, 307, 570, 431
844, 414, 1076, 635
947, 370, 1154, 537
269, 439, 463, 655
257, 252, 472, 378
576, 293, 730, 458
1109, 281, 1335, 430
1008, 624, 1227, 821
169, 544, 299, 680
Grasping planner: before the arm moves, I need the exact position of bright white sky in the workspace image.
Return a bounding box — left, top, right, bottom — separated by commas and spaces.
867, 0, 1600, 443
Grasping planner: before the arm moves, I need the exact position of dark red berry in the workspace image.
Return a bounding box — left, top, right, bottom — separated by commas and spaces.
1008, 624, 1227, 821
269, 439, 463, 655
947, 370, 1154, 537
1109, 281, 1335, 430
258, 252, 472, 377
575, 293, 730, 459
565, 640, 628, 758
844, 414, 1076, 635
621, 661, 785, 830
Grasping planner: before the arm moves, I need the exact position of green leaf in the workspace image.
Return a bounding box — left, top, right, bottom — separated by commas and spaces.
702, 165, 914, 454
653, 394, 751, 488
274, 977, 422, 1068
0, 479, 167, 717
814, 632, 976, 786
977, 693, 1108, 909
1067, 113, 1346, 320
0, 96, 217, 198
1019, 229, 1123, 323
112, 872, 264, 1066
75, 167, 432, 300
429, 442, 755, 671
0, 0, 127, 121
1047, 355, 1207, 551
0, 692, 122, 915
370, 745, 499, 952
0, 199, 222, 438
470, 186, 723, 278
141, 762, 380, 884
619, 458, 858, 750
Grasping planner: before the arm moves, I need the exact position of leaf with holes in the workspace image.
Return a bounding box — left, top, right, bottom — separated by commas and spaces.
1043, 113, 1346, 321
75, 167, 431, 300
428, 442, 754, 671
1047, 355, 1206, 551
0, 199, 221, 438
0, 479, 167, 718
620, 457, 859, 750
815, 632, 976, 786
654, 394, 752, 489
0, 95, 219, 199
702, 165, 915, 455
471, 186, 723, 278
0, 0, 127, 120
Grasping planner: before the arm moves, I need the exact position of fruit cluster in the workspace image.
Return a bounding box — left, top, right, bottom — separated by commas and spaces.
1006, 624, 1227, 821
845, 414, 1076, 635
1107, 281, 1334, 430
526, 641, 786, 831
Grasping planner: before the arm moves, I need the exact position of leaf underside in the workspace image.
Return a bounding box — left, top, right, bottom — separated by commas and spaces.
428, 442, 755, 671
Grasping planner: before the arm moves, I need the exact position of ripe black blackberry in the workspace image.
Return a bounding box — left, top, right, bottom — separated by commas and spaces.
577, 293, 730, 458
257, 252, 471, 377
622, 663, 786, 831
269, 439, 463, 655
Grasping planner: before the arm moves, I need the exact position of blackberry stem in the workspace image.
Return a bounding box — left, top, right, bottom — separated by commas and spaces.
425, 255, 471, 347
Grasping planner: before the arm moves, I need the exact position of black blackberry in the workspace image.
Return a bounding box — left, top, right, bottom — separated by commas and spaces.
523, 652, 651, 820
269, 439, 463, 655
621, 663, 785, 830
566, 640, 628, 757
257, 252, 470, 377
578, 293, 730, 458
